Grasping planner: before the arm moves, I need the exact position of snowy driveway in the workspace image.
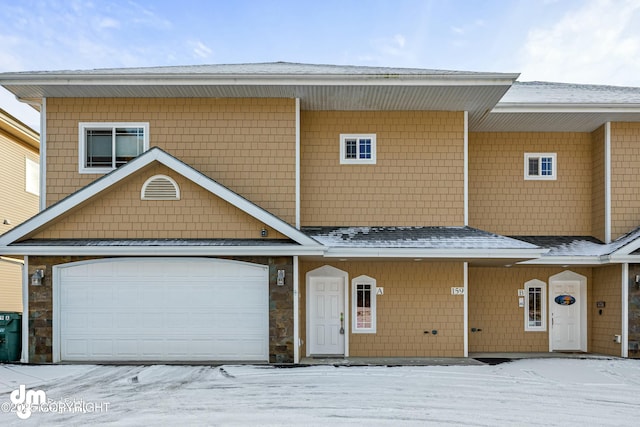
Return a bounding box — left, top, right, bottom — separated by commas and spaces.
1, 358, 639, 426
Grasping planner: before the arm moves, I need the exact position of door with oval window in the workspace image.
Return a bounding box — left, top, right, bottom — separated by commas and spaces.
549, 271, 587, 352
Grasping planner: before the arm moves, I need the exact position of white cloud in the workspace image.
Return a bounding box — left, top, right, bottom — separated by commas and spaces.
191, 41, 213, 59
518, 0, 640, 86
98, 17, 120, 29
369, 33, 412, 61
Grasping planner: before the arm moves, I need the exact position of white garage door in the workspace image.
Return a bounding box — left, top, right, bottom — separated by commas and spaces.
55, 258, 269, 362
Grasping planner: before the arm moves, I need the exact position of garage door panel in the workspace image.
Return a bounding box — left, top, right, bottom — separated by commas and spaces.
58, 258, 269, 362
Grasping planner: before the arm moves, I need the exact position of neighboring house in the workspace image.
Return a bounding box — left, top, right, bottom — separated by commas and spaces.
0, 63, 639, 364
0, 108, 39, 314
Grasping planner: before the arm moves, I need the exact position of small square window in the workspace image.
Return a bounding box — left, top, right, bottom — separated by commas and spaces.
525, 153, 556, 180
340, 134, 376, 164
79, 122, 149, 173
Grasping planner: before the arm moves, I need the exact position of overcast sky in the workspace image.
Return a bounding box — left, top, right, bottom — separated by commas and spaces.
2, 0, 640, 131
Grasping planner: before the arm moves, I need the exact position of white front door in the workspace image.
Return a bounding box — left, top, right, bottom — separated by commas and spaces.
550, 280, 583, 351
308, 276, 346, 356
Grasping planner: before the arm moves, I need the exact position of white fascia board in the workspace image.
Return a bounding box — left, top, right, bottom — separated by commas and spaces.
608, 239, 640, 257
493, 103, 640, 113
517, 256, 605, 265
0, 73, 519, 88
606, 254, 640, 263
322, 248, 546, 259
0, 245, 325, 257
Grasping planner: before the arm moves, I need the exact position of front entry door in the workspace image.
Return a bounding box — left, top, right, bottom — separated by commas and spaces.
550, 280, 583, 351
308, 276, 345, 356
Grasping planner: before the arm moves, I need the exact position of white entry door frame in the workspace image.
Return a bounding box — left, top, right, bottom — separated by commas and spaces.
306, 265, 349, 357
549, 270, 587, 353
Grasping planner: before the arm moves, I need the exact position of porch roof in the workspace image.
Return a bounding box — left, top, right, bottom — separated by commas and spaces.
300, 226, 546, 262
303, 226, 539, 250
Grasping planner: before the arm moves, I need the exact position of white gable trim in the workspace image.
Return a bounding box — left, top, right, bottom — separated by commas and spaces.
0, 147, 320, 248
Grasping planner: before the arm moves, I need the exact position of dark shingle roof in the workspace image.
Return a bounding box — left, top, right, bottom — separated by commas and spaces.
302, 226, 539, 249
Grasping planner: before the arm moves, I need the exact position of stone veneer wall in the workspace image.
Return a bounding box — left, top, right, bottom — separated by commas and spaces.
27, 255, 294, 364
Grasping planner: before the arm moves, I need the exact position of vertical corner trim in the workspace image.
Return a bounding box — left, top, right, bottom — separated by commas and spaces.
604, 121, 611, 243
463, 111, 469, 227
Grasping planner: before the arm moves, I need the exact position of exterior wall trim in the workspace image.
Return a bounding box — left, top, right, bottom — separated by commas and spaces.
464, 111, 469, 226
21, 255, 29, 363
622, 263, 629, 358
605, 121, 611, 243
293, 255, 299, 363
463, 262, 468, 357
295, 98, 301, 229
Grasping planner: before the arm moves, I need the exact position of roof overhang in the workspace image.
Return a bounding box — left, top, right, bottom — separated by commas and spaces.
475, 81, 640, 132
0, 63, 518, 126
475, 105, 640, 132
0, 245, 324, 257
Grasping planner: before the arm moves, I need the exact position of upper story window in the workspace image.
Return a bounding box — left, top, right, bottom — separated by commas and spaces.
352, 275, 377, 333
79, 122, 149, 174
524, 279, 547, 332
340, 134, 376, 164
525, 153, 556, 180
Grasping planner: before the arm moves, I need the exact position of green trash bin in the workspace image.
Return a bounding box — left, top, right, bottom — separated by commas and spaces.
0, 312, 22, 362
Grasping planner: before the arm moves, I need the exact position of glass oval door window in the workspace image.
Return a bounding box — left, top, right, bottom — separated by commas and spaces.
554, 295, 576, 305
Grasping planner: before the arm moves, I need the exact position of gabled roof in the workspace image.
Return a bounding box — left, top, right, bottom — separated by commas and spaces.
477, 81, 640, 132
513, 229, 640, 264
0, 107, 39, 151
302, 226, 546, 260
0, 147, 322, 255
0, 62, 517, 130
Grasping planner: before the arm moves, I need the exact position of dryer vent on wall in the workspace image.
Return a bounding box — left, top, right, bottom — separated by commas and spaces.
141, 175, 180, 200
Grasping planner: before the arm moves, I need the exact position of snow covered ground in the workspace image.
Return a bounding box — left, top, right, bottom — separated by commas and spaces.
1, 358, 639, 426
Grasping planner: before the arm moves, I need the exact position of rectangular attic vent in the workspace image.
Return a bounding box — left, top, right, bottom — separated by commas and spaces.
141, 175, 180, 200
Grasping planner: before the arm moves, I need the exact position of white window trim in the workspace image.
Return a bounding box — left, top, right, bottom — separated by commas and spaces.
524, 279, 547, 332
25, 157, 40, 196
524, 152, 556, 180
79, 122, 149, 174
340, 134, 376, 164
352, 275, 377, 333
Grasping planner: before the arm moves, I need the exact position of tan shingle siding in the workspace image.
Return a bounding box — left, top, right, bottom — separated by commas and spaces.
469, 267, 592, 353
610, 122, 640, 239
31, 164, 287, 240
591, 265, 622, 357
469, 132, 592, 235
301, 111, 465, 226
300, 261, 464, 357
45, 98, 296, 225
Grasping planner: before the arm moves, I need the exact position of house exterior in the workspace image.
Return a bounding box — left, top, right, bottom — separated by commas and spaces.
0, 63, 639, 364
0, 108, 39, 313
